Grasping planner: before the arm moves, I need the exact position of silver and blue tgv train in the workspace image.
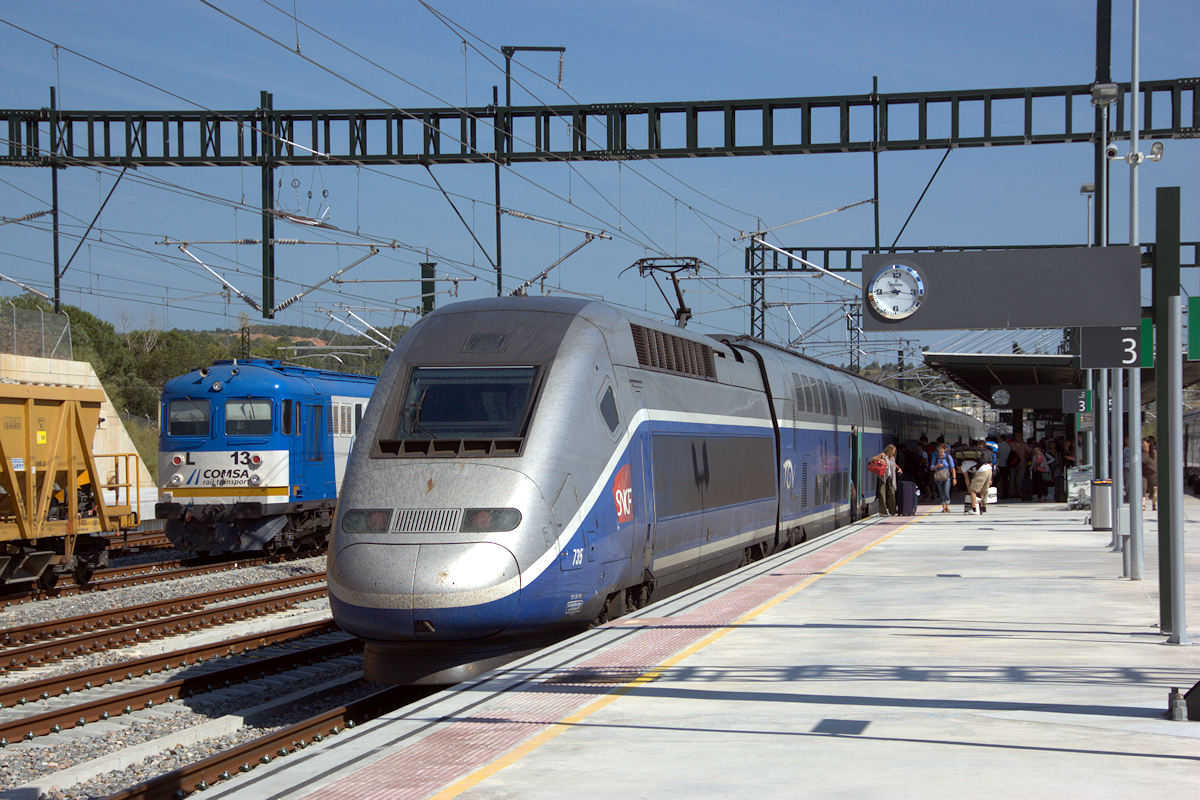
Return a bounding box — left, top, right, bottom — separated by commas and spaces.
156, 359, 376, 555
330, 297, 983, 683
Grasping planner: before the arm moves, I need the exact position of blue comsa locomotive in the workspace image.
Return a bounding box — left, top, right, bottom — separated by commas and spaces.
156, 359, 376, 555
329, 297, 982, 683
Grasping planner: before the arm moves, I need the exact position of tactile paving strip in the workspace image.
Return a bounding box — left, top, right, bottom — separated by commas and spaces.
303, 519, 908, 800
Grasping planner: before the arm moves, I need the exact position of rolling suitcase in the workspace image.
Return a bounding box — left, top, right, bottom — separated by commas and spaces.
1020, 474, 1034, 502
897, 480, 918, 516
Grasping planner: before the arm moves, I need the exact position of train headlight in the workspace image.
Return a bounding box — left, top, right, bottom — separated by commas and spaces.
459, 508, 522, 533
169, 474, 182, 486
248, 474, 263, 486
211, 381, 223, 392
342, 508, 393, 534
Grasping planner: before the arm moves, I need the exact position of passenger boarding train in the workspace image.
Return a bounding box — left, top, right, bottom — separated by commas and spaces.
329, 297, 982, 684
156, 359, 376, 555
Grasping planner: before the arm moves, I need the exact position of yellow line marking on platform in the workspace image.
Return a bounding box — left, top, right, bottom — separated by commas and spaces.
431, 511, 932, 799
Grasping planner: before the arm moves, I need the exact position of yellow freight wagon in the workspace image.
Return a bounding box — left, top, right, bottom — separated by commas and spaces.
0, 383, 139, 588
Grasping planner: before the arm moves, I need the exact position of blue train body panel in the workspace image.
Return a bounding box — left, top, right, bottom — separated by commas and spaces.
156, 358, 376, 554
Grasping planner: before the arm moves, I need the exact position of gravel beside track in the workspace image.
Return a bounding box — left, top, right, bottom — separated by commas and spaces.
1, 639, 368, 795
0, 556, 325, 633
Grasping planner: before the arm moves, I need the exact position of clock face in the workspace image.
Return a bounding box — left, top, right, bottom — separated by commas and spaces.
867, 264, 924, 320
992, 389, 1011, 406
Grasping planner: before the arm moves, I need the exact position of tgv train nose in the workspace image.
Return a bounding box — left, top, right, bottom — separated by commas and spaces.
329, 541, 521, 640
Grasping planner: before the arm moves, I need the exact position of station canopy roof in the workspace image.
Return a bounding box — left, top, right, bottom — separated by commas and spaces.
921, 329, 1199, 409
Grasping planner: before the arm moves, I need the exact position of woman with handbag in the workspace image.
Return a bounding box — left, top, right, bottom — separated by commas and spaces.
869, 444, 901, 516
929, 442, 956, 514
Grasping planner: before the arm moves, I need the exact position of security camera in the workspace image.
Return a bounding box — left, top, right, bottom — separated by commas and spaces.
1105, 143, 1120, 160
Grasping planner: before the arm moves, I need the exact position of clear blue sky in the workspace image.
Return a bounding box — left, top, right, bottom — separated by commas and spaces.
1, 1, 1196, 363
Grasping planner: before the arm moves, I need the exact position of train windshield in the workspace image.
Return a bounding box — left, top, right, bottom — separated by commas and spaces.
167, 398, 209, 437
394, 366, 537, 439
225, 398, 273, 436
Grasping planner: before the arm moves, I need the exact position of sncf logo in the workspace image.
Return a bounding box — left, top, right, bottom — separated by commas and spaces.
613, 464, 634, 524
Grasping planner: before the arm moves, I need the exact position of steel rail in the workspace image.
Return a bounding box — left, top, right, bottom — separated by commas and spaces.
0, 575, 327, 671
105, 684, 429, 800
0, 619, 337, 709
2, 551, 319, 608
1, 572, 325, 647
0, 628, 357, 744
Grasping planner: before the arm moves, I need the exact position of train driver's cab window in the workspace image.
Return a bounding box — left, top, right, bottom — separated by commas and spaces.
167, 399, 210, 437
281, 399, 293, 435
393, 366, 538, 439
225, 398, 273, 436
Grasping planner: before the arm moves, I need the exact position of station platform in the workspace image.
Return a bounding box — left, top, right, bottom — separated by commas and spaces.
212, 497, 1200, 800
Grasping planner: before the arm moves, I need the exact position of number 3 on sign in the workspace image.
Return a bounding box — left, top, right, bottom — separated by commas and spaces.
1121, 337, 1138, 365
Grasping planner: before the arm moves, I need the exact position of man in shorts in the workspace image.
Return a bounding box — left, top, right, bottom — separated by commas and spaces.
955, 440, 994, 515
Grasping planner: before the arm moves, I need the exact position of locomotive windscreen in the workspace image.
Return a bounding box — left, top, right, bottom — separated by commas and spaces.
225, 398, 273, 436
167, 398, 209, 437
393, 366, 538, 440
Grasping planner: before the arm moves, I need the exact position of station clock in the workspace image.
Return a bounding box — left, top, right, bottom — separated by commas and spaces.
867, 264, 925, 320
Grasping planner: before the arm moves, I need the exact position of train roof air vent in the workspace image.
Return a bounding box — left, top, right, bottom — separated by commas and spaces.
630, 324, 716, 381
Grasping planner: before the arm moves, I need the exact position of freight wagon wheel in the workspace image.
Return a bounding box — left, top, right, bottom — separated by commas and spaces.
72, 563, 94, 585
37, 569, 59, 592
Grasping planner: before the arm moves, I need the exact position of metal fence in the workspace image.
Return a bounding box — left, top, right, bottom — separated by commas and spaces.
0, 303, 73, 359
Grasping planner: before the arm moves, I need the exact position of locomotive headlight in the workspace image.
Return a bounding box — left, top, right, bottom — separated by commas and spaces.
459, 508, 522, 533
169, 474, 182, 486
211, 381, 223, 392
342, 508, 393, 534
248, 474, 263, 486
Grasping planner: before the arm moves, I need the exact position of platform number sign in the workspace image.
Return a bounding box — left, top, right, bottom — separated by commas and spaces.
1061, 389, 1091, 413
1080, 324, 1150, 369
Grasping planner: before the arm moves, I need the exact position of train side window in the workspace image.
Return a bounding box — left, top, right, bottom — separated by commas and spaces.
282, 399, 293, 435
598, 386, 619, 433
355, 403, 363, 434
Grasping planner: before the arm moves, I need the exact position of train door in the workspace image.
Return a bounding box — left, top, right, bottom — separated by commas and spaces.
827, 381, 842, 527
630, 434, 655, 587
303, 402, 333, 500
849, 424, 861, 522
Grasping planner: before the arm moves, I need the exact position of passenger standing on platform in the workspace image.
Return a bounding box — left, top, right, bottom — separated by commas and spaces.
1030, 444, 1056, 502
1142, 436, 1158, 511
929, 442, 955, 513
870, 444, 901, 516
1008, 436, 1031, 498
995, 436, 1012, 499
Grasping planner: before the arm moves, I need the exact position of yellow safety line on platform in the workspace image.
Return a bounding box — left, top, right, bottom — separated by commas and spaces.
431, 510, 933, 800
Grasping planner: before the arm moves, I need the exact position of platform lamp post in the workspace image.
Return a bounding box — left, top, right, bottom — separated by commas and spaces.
1106, 0, 1164, 581
1090, 81, 1118, 490
1080, 183, 1096, 473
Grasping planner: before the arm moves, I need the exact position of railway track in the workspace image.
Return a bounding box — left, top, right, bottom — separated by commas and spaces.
0, 573, 328, 671
1, 551, 317, 608
0, 620, 354, 745
107, 683, 428, 800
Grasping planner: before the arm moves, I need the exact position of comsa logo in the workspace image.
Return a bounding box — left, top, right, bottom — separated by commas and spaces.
613, 464, 633, 524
